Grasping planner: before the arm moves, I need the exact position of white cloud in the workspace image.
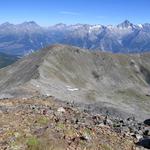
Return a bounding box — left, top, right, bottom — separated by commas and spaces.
60, 11, 80, 16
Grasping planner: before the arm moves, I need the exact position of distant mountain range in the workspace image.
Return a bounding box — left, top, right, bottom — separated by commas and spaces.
0, 20, 150, 56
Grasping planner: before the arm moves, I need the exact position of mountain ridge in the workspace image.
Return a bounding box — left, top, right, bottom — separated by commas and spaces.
0, 20, 150, 55
0, 44, 150, 120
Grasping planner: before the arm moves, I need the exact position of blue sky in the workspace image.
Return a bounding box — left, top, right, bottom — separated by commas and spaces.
0, 0, 150, 26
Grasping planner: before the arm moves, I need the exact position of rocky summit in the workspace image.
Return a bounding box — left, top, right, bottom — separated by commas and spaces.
0, 97, 145, 150
0, 95, 149, 150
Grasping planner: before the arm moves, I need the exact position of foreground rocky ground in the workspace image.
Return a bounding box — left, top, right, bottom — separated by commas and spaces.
0, 96, 149, 150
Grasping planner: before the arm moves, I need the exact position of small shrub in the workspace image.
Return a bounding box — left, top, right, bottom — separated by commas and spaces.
37, 116, 49, 125
27, 136, 40, 150
92, 71, 100, 80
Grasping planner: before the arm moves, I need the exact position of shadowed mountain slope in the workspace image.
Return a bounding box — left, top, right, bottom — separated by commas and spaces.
0, 52, 18, 68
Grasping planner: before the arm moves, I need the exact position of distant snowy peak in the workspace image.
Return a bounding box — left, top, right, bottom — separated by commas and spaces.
50, 23, 67, 29
137, 24, 143, 28
0, 22, 14, 27
0, 21, 42, 33
48, 20, 148, 33
0, 22, 16, 33
17, 21, 42, 31
0, 21, 40, 28
71, 24, 88, 29
117, 20, 134, 29
107, 25, 114, 29
19, 21, 39, 27
0, 22, 15, 30
89, 25, 102, 30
